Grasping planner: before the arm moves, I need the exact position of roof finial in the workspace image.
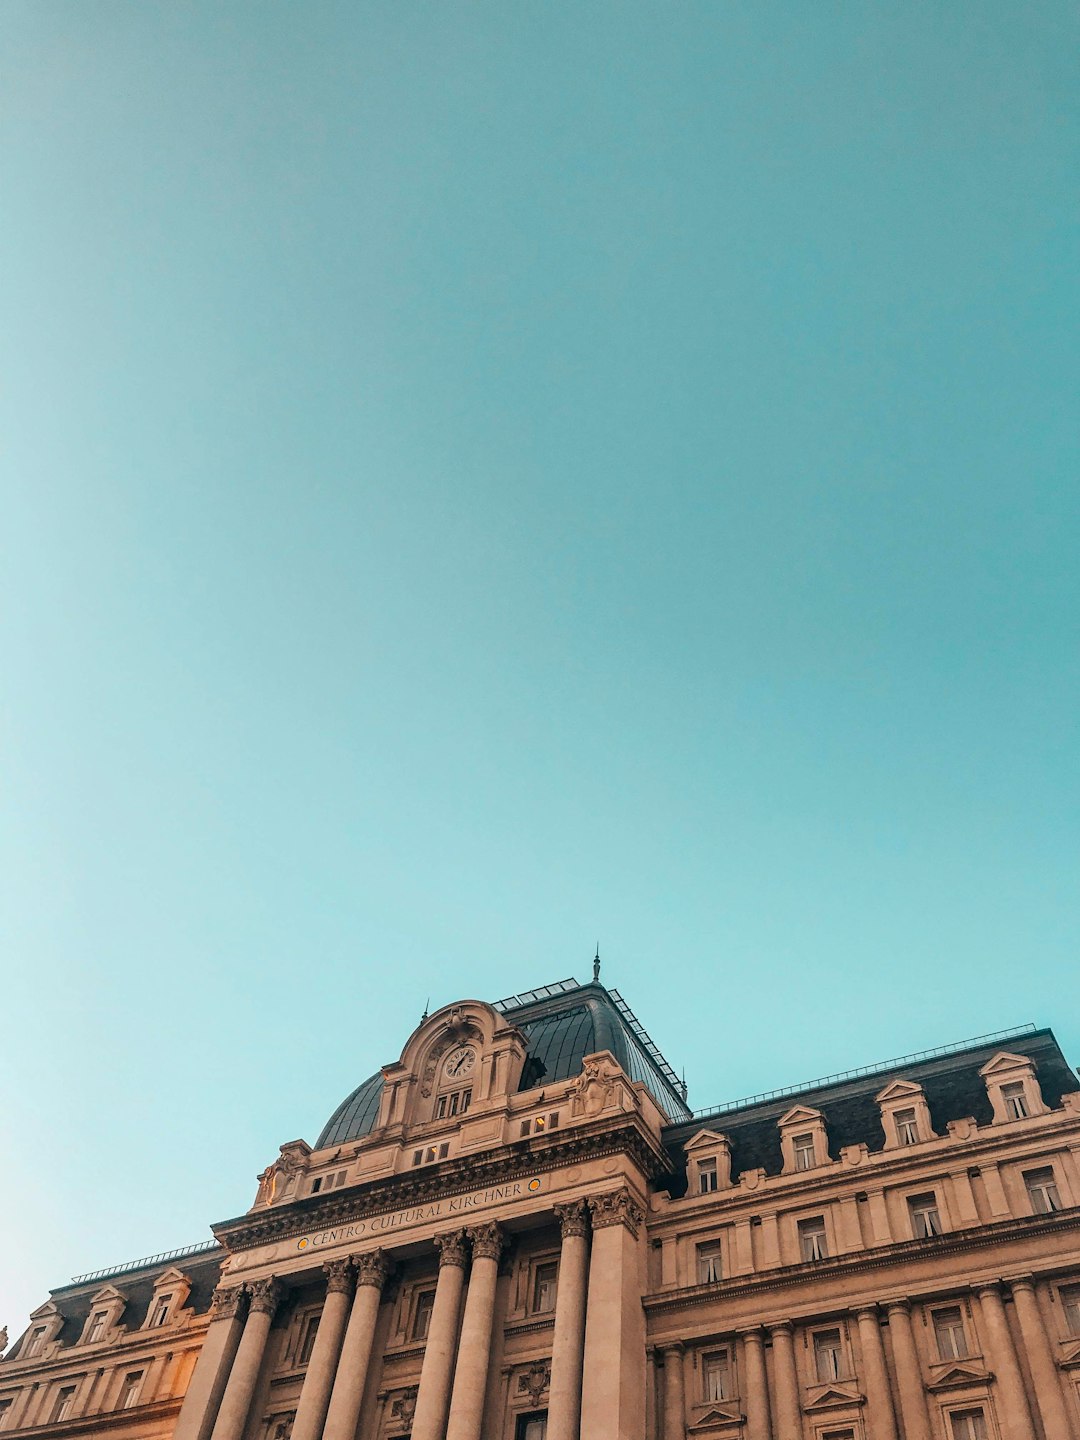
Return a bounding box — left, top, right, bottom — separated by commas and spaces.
592, 945, 601, 983
421, 997, 430, 1022
680, 1067, 688, 1101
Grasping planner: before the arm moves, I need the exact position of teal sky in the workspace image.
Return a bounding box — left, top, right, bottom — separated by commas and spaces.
2, 3, 1077, 1329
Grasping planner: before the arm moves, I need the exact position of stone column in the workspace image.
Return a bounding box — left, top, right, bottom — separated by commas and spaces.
174, 1286, 248, 1440
768, 1322, 801, 1440
739, 1328, 770, 1440
209, 1278, 282, 1440
853, 1306, 899, 1440
445, 1222, 505, 1440
410, 1230, 468, 1440
884, 1300, 931, 1440
290, 1261, 354, 1440
322, 1250, 393, 1440
974, 1284, 1037, 1440
547, 1200, 590, 1440
1008, 1276, 1078, 1439
661, 1343, 686, 1440
580, 1189, 648, 1440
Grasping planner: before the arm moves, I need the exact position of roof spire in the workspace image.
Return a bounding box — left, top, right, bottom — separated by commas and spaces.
680, 1067, 688, 1101
593, 944, 601, 983
421, 997, 430, 1022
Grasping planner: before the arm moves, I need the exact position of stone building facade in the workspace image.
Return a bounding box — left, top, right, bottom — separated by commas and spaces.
3, 975, 1080, 1440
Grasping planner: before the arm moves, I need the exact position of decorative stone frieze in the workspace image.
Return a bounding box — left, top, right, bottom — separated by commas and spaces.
554, 1198, 590, 1238
248, 1277, 284, 1316
468, 1220, 504, 1261
209, 1284, 247, 1320
588, 1187, 645, 1237
433, 1228, 469, 1268
353, 1248, 393, 1289
517, 1362, 550, 1405
324, 1259, 354, 1295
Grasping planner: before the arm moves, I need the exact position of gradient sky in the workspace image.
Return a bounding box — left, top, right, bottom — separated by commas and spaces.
2, 2, 1078, 1332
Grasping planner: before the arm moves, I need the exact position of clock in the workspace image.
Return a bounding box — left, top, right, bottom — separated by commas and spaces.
443, 1045, 477, 1080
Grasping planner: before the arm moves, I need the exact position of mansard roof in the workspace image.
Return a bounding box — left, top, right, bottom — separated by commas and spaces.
315, 978, 690, 1148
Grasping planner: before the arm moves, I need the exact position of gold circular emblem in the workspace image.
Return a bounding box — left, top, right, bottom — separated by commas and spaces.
528, 1178, 541, 1192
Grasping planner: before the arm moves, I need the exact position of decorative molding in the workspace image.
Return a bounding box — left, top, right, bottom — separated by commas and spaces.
323, 1259, 354, 1295
516, 1361, 550, 1405
434, 1229, 469, 1269
588, 1188, 646, 1237
249, 1277, 284, 1317
468, 1221, 504, 1262
209, 1285, 247, 1321
554, 1199, 590, 1239
353, 1249, 393, 1290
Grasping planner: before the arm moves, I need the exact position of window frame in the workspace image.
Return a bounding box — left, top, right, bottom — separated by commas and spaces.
1001, 1083, 1028, 1120
1024, 1166, 1062, 1214
798, 1215, 828, 1262
696, 1239, 722, 1285
698, 1158, 719, 1194
793, 1133, 816, 1171
948, 1408, 988, 1440
908, 1192, 943, 1239
1060, 1283, 1080, 1336
51, 1386, 77, 1423
530, 1261, 559, 1316
118, 1371, 144, 1410
932, 1306, 969, 1361
894, 1107, 919, 1145
812, 1327, 844, 1383
701, 1347, 732, 1402
412, 1287, 436, 1342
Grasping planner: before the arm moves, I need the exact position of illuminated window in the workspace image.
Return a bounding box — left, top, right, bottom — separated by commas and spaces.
51, 1387, 76, 1423
1001, 1083, 1028, 1120
933, 1308, 968, 1360
702, 1349, 731, 1401
894, 1108, 919, 1145
1024, 1167, 1062, 1214
696, 1240, 722, 1284
950, 1409, 988, 1440
119, 1372, 143, 1409
798, 1217, 828, 1262
1061, 1285, 1080, 1335
793, 1134, 816, 1171
698, 1159, 718, 1194
413, 1290, 436, 1341
85, 1311, 107, 1344
908, 1193, 942, 1239
531, 1262, 558, 1314
813, 1329, 843, 1382
298, 1314, 321, 1366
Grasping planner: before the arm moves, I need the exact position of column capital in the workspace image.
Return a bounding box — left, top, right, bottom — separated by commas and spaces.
324, 1259, 355, 1295
587, 1188, 645, 1237
853, 1303, 882, 1321
972, 1281, 1004, 1301
736, 1325, 766, 1344
248, 1277, 284, 1317
433, 1228, 469, 1269
554, 1198, 590, 1239
467, 1221, 505, 1262
353, 1248, 393, 1290
768, 1318, 795, 1337
660, 1341, 684, 1359
209, 1284, 247, 1320
1005, 1274, 1037, 1296
883, 1297, 912, 1316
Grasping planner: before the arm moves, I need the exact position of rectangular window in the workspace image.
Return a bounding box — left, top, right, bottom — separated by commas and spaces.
311, 1176, 323, 1192
516, 1414, 548, 1440
413, 1289, 436, 1341
298, 1314, 321, 1366
699, 1159, 718, 1194
1061, 1284, 1080, 1335
24, 1327, 46, 1359
908, 1193, 942, 1239
702, 1349, 731, 1401
118, 1372, 143, 1409
1002, 1083, 1028, 1120
793, 1134, 815, 1170
86, 1311, 107, 1344
1024, 1167, 1062, 1214
813, 1328, 843, 1382
798, 1217, 828, 1262
894, 1107, 919, 1145
696, 1240, 722, 1284
150, 1295, 173, 1327
51, 1386, 77, 1423
950, 1410, 988, 1440
531, 1262, 558, 1315
822, 1432, 856, 1440
933, 1307, 969, 1360
0, 1400, 13, 1426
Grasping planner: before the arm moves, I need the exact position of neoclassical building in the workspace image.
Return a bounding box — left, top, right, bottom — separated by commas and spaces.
4, 972, 1080, 1440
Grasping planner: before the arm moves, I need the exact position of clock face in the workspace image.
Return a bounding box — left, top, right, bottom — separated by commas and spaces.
443, 1045, 476, 1080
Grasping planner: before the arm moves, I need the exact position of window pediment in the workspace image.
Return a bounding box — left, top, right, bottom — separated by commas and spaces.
874, 1078, 924, 1103
778, 1104, 824, 1127
927, 1363, 992, 1391
803, 1381, 863, 1410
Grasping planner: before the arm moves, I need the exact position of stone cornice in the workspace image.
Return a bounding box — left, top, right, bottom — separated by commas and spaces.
0, 1396, 181, 1438
214, 1117, 667, 1253
643, 1206, 1080, 1316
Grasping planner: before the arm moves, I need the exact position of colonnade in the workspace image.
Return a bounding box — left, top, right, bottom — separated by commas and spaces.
658, 1277, 1077, 1440
175, 1187, 646, 1440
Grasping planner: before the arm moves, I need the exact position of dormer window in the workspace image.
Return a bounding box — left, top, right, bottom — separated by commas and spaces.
980, 1052, 1048, 1125
875, 1080, 936, 1151
778, 1107, 829, 1175
698, 1158, 718, 1194
149, 1295, 173, 1328
85, 1311, 107, 1344
793, 1134, 816, 1171
1001, 1083, 1028, 1120
894, 1109, 919, 1146
684, 1129, 732, 1195
24, 1327, 46, 1358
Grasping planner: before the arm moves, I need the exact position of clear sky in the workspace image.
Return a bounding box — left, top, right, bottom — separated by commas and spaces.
1, 2, 1077, 1333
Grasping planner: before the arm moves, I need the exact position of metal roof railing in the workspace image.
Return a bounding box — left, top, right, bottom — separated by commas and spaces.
689, 1024, 1039, 1123
608, 988, 687, 1098
71, 1239, 221, 1286
494, 978, 581, 1011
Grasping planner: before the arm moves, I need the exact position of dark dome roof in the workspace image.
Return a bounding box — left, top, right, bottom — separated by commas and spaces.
315, 980, 689, 1149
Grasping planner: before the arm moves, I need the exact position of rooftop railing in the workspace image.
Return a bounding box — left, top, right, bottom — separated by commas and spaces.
494, 977, 581, 1011
689, 1023, 1039, 1122
71, 1239, 221, 1286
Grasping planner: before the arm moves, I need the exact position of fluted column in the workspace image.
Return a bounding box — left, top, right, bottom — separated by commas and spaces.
209, 1278, 282, 1440
322, 1250, 393, 1440
174, 1287, 248, 1440
974, 1284, 1037, 1440
853, 1306, 899, 1440
739, 1328, 770, 1440
547, 1200, 590, 1440
410, 1230, 468, 1440
580, 1189, 648, 1440
291, 1261, 354, 1440
1008, 1276, 1078, 1439
661, 1343, 685, 1440
768, 1322, 801, 1440
885, 1300, 931, 1440
445, 1223, 505, 1440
